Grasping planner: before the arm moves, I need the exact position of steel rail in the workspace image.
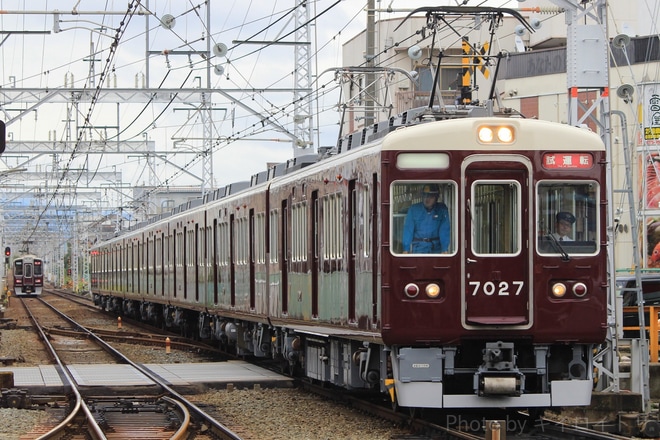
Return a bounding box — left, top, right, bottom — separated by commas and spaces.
34, 293, 243, 440
19, 298, 107, 440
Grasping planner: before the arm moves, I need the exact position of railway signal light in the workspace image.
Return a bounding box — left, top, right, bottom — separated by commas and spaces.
4, 247, 9, 257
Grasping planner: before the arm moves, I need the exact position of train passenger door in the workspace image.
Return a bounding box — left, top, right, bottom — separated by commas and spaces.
249, 208, 256, 310
348, 179, 356, 322
462, 156, 532, 329
311, 191, 319, 317
281, 199, 289, 314
24, 260, 33, 291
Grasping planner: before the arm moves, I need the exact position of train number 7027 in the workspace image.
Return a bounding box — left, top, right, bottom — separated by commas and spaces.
468, 281, 524, 296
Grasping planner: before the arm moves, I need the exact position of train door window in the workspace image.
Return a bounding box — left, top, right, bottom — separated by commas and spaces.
270, 209, 279, 263
292, 202, 307, 262
471, 181, 520, 255
24, 263, 32, 278
537, 181, 598, 255
235, 217, 248, 264
217, 221, 228, 266
254, 213, 266, 264
188, 228, 195, 269
362, 184, 371, 258
206, 224, 213, 279
390, 181, 456, 255
242, 217, 249, 263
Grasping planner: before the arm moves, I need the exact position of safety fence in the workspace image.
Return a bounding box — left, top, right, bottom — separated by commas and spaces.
622, 305, 660, 362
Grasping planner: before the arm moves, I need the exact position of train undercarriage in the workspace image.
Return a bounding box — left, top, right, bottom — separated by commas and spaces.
93, 293, 594, 409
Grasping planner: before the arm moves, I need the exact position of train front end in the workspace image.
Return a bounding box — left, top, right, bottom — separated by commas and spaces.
13, 256, 44, 297
380, 116, 608, 409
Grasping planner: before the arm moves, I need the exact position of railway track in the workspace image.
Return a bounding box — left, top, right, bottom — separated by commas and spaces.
299, 378, 647, 440
27, 289, 647, 440
18, 295, 242, 439
45, 289, 227, 356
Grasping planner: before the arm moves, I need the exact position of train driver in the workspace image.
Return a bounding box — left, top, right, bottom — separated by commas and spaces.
552, 211, 575, 241
402, 184, 450, 254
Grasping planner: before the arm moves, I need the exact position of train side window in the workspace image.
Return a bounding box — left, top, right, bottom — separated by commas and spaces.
537, 181, 599, 255
390, 181, 455, 255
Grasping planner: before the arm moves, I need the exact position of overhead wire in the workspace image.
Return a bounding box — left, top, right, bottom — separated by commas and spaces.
12, 1, 532, 238
26, 1, 140, 245
111, 2, 480, 205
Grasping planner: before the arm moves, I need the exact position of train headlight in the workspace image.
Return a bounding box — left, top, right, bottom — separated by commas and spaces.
497, 126, 514, 143
552, 283, 567, 298
426, 283, 441, 298
478, 126, 494, 143
477, 125, 515, 144
573, 282, 587, 297
404, 283, 420, 298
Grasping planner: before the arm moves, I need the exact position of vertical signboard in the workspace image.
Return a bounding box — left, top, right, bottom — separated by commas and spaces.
639, 83, 660, 268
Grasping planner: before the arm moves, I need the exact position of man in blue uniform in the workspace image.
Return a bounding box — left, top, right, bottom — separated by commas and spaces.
402, 184, 450, 254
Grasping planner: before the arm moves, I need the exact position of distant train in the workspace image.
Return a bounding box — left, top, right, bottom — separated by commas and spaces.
11, 255, 44, 297
90, 103, 608, 410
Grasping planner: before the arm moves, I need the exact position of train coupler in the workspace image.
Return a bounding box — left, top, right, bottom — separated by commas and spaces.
474, 341, 524, 396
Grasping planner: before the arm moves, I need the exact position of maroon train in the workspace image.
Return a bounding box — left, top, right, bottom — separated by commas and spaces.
11, 255, 44, 297
90, 105, 608, 409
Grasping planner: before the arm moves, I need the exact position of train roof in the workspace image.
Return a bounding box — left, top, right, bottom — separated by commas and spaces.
381, 115, 605, 152
13, 254, 41, 260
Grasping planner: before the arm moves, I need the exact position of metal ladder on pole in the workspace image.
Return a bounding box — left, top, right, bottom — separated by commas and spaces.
608, 107, 650, 409
548, 0, 649, 410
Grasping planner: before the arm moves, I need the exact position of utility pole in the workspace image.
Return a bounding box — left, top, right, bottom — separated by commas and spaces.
365, 0, 377, 127
293, 1, 314, 156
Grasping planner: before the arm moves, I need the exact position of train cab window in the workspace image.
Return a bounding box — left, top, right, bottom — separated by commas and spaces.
391, 181, 455, 255
34, 260, 42, 276
537, 181, 599, 255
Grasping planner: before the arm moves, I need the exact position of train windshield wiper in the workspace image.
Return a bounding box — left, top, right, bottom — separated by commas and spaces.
546, 234, 570, 261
